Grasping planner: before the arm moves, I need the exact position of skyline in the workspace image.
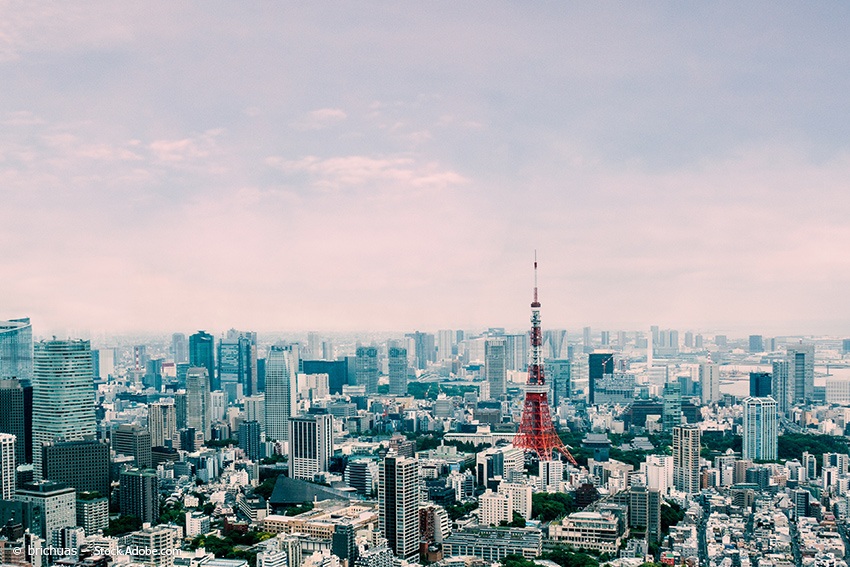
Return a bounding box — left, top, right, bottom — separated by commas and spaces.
2, 4, 850, 334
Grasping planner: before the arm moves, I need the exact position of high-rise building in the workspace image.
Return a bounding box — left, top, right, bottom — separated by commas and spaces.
388, 347, 408, 396
588, 353, 613, 405
504, 334, 528, 372
288, 409, 333, 480
583, 326, 592, 353
699, 363, 720, 405
302, 360, 347, 395
32, 340, 96, 480
749, 335, 764, 353
405, 332, 435, 370
119, 469, 160, 525
843, 339, 850, 355
485, 339, 506, 399
345, 459, 378, 496
787, 344, 815, 405
189, 331, 216, 391
128, 525, 176, 567
0, 318, 32, 382
171, 333, 188, 365
15, 480, 76, 546
148, 400, 178, 448
546, 359, 570, 407
42, 439, 110, 497
265, 346, 295, 441
113, 424, 152, 469
742, 397, 778, 461
238, 420, 262, 461
437, 330, 454, 361
629, 485, 661, 542
355, 346, 379, 395
543, 329, 567, 359
185, 367, 211, 441
218, 330, 258, 400
749, 372, 772, 398
662, 382, 682, 432
673, 425, 701, 494
379, 454, 420, 560
0, 378, 29, 465
76, 492, 109, 535
144, 358, 164, 391
0, 433, 15, 499
243, 395, 265, 432
772, 360, 790, 413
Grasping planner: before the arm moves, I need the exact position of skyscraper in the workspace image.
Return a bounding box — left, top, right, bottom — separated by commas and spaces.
42, 439, 110, 497
171, 333, 188, 364
0, 378, 29, 465
587, 352, 614, 406
405, 332, 435, 370
772, 360, 790, 413
583, 326, 592, 353
112, 424, 152, 469
673, 425, 700, 494
749, 372, 772, 398
379, 454, 420, 560
699, 363, 720, 405
189, 331, 216, 391
388, 347, 408, 396
32, 340, 96, 480
546, 359, 571, 407
742, 397, 778, 461
288, 409, 333, 480
0, 318, 32, 382
662, 382, 682, 432
218, 330, 258, 400
504, 334, 528, 371
119, 469, 160, 525
787, 344, 815, 405
265, 345, 295, 441
749, 335, 764, 353
238, 420, 262, 461
185, 367, 211, 441
148, 400, 177, 448
485, 339, 506, 399
437, 330, 454, 361
355, 346, 378, 395
15, 480, 76, 546
302, 360, 347, 395
0, 433, 15, 499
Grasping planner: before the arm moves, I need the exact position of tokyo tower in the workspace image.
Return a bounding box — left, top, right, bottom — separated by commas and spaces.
513, 256, 578, 466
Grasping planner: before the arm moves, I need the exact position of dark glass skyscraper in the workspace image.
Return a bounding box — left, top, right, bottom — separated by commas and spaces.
0, 318, 32, 382
302, 359, 348, 395
749, 372, 772, 397
587, 352, 614, 405
189, 331, 216, 391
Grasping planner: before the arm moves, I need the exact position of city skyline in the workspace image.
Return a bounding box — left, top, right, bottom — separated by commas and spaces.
2, 4, 850, 334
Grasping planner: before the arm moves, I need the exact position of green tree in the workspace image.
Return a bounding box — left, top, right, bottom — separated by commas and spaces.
500, 554, 536, 567
660, 501, 685, 534
539, 545, 599, 567
104, 515, 142, 536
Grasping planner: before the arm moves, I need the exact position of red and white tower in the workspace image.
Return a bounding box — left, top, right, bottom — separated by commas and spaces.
513, 256, 578, 466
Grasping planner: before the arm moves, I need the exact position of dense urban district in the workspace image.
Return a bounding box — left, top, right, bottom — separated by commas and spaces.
3, 308, 850, 567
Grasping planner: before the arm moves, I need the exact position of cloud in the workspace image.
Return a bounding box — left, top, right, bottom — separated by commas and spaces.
291, 108, 348, 131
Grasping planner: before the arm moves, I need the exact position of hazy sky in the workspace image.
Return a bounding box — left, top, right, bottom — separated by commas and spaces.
2, 3, 850, 336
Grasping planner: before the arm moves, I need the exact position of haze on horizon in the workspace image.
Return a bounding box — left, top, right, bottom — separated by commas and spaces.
2, 3, 850, 337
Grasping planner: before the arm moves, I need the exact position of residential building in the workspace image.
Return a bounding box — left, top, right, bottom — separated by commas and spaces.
119, 469, 159, 525
0, 433, 15, 499
673, 425, 701, 494
15, 480, 76, 546
742, 397, 778, 461
379, 454, 420, 559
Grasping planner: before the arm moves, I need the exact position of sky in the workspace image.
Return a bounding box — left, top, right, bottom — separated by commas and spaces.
2, 3, 850, 336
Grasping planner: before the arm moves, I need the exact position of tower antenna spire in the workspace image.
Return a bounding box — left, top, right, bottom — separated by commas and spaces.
533, 250, 538, 305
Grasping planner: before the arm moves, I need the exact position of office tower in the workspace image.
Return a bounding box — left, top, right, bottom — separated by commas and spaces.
694, 334, 704, 349
0, 433, 15, 499
787, 344, 815, 405
437, 330, 454, 361
546, 359, 571, 407
714, 335, 727, 348
772, 360, 790, 413
742, 397, 778, 461
485, 339, 506, 399
543, 329, 567, 359
504, 334, 528, 371
629, 485, 661, 542
174, 392, 187, 430
265, 346, 295, 441
587, 353, 614, 406
355, 346, 379, 395
15, 481, 76, 545
171, 333, 188, 364
42, 439, 110, 497
600, 331, 610, 347
288, 409, 333, 480
133, 345, 148, 372
189, 331, 216, 390
583, 326, 592, 353
144, 358, 164, 391
119, 469, 160, 525
0, 318, 33, 382
243, 395, 265, 432
76, 492, 109, 535
302, 360, 347, 395
388, 347, 408, 396
113, 424, 152, 469
148, 400, 177, 448
673, 425, 701, 494
662, 383, 682, 431
321, 341, 334, 361
128, 525, 176, 567
218, 329, 258, 400
749, 372, 772, 397
479, 489, 510, 526
699, 363, 720, 405
684, 331, 694, 349
210, 391, 226, 422
539, 459, 564, 492
655, 330, 679, 356
379, 454, 420, 559
331, 523, 358, 566
0, 378, 28, 465
185, 367, 211, 441
345, 459, 378, 496
238, 420, 262, 461
843, 339, 850, 355
405, 332, 435, 370
32, 339, 96, 480
95, 348, 116, 380
749, 335, 764, 353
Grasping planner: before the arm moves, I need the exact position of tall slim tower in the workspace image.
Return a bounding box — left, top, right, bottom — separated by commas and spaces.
0, 318, 33, 382
673, 425, 701, 494
265, 346, 295, 441
379, 454, 420, 559
514, 257, 577, 466
189, 331, 216, 391
699, 362, 720, 405
355, 346, 379, 395
485, 338, 507, 399
742, 396, 778, 461
388, 347, 408, 396
32, 339, 96, 480
0, 433, 15, 499
185, 367, 211, 441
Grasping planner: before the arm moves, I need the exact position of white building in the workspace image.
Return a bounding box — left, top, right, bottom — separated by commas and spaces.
288, 410, 334, 481
379, 454, 420, 560
266, 346, 296, 441
498, 482, 533, 520
699, 363, 720, 405
479, 490, 511, 526
742, 397, 778, 461
0, 433, 15, 499
642, 454, 674, 495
